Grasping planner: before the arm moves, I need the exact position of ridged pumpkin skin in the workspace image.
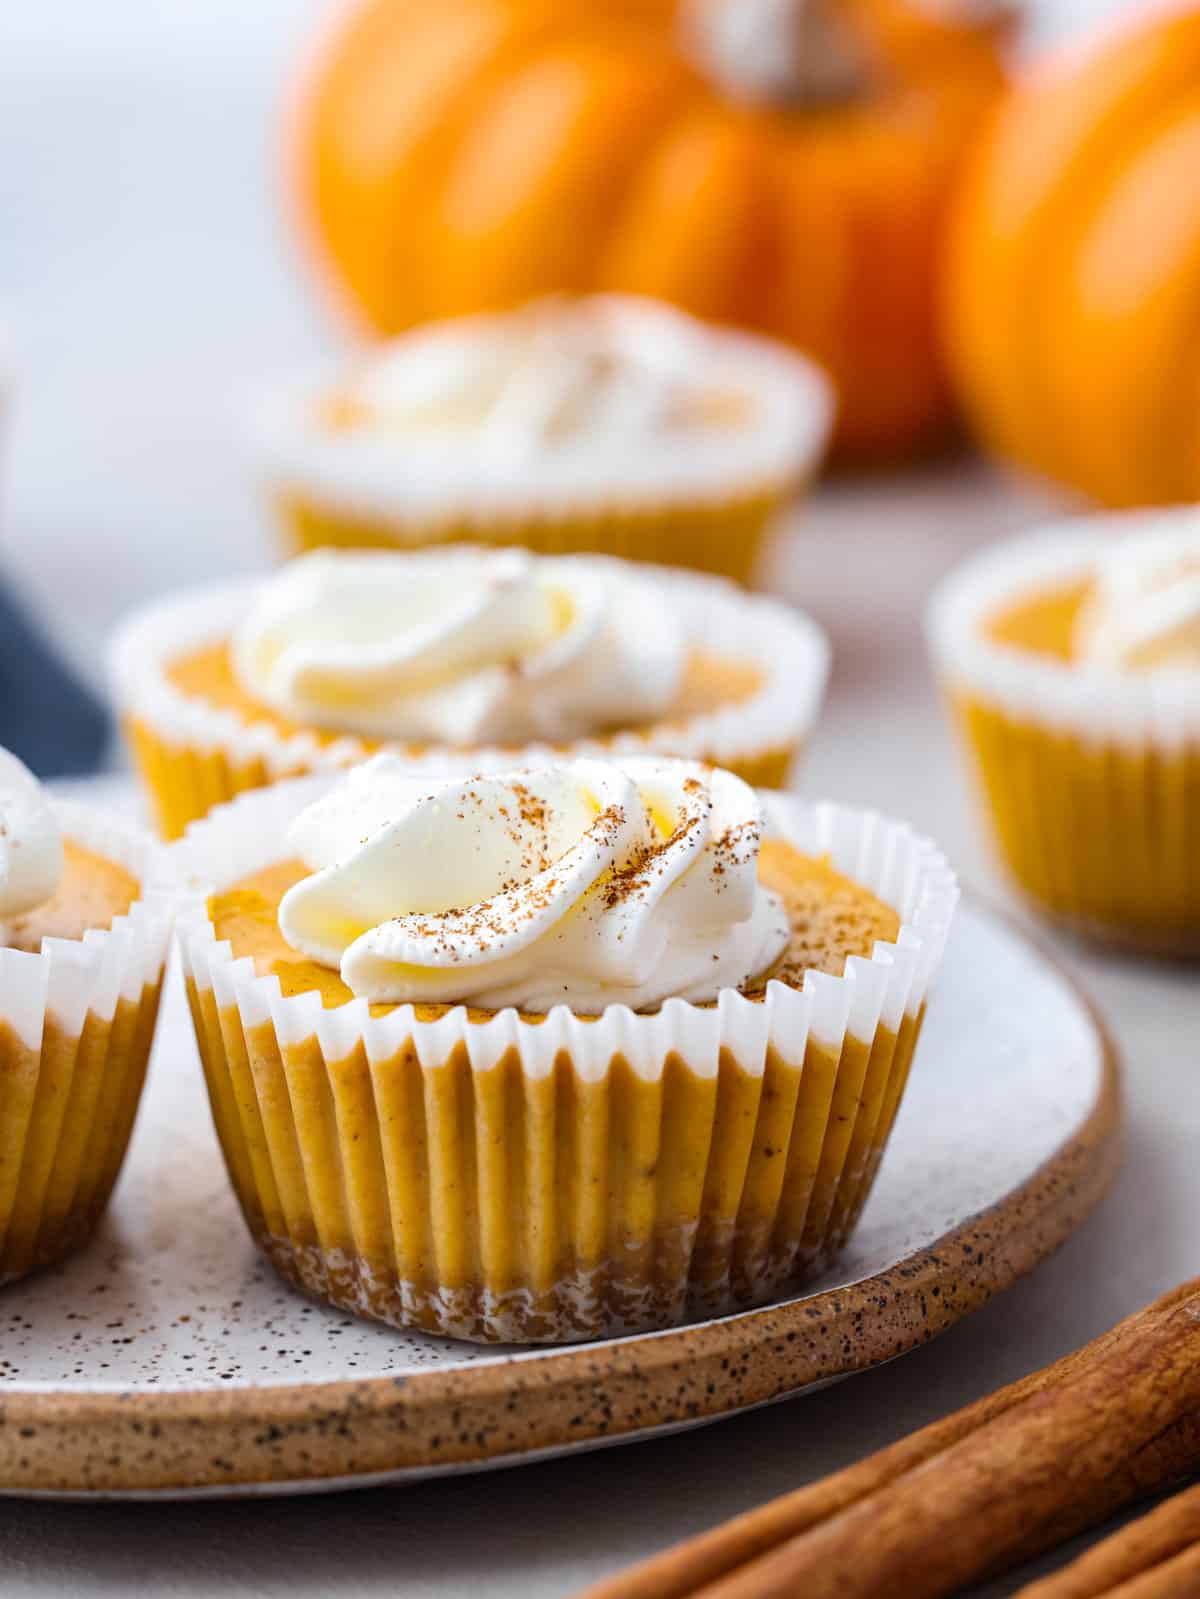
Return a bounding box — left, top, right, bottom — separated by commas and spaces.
944, 3, 1200, 508
293, 0, 1008, 463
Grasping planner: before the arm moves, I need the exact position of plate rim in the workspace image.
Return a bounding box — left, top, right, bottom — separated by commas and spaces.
0, 901, 1122, 1497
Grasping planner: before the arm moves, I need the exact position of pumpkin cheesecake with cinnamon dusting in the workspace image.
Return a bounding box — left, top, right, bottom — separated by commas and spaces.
174, 754, 956, 1343
114, 545, 829, 840
0, 748, 174, 1283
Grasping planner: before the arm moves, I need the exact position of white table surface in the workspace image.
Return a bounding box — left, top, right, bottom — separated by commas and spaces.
1, 2, 1191, 1595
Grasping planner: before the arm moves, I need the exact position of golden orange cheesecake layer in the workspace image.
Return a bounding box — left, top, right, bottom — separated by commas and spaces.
4, 841, 139, 952
0, 841, 164, 1283
170, 636, 766, 753
984, 578, 1089, 659
188, 841, 920, 1341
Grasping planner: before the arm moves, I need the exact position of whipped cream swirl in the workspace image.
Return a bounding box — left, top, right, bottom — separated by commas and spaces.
233, 548, 685, 746
0, 747, 63, 931
344, 296, 750, 463
1075, 522, 1200, 671
277, 755, 789, 1012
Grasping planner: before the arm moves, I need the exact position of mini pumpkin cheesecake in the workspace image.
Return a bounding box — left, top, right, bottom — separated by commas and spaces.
245, 295, 833, 585
113, 545, 830, 840
173, 755, 956, 1343
929, 512, 1200, 955
0, 749, 174, 1283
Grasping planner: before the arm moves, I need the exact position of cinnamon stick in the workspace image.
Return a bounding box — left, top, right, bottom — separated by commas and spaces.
1090, 1545, 1200, 1598
1013, 1483, 1200, 1598
576, 1281, 1200, 1599
699, 1292, 1200, 1599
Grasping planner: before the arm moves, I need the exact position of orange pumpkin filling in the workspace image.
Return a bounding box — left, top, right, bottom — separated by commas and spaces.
2, 841, 140, 954
208, 838, 900, 1018
983, 578, 1091, 662
166, 636, 767, 751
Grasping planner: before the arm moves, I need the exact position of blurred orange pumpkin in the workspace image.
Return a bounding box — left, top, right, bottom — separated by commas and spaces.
292, 0, 1010, 464
944, 3, 1200, 508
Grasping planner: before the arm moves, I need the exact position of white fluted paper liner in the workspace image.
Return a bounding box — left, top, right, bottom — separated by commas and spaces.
110, 557, 830, 778
243, 307, 834, 524
927, 516, 1200, 748
0, 803, 175, 1052
171, 776, 956, 1342
0, 803, 175, 1284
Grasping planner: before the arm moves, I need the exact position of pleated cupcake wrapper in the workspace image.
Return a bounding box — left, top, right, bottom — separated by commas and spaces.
172, 778, 957, 1343
110, 558, 831, 840
0, 804, 175, 1283
928, 520, 1200, 952
272, 489, 788, 587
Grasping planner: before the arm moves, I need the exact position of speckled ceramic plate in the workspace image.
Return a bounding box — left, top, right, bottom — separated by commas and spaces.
0, 898, 1119, 1500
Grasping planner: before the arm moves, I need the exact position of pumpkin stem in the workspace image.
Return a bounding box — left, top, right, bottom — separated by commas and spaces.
683, 0, 871, 106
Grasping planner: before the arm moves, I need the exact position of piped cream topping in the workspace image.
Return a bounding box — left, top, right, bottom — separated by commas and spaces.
232, 548, 686, 746
347, 295, 752, 458
277, 754, 790, 1012
0, 747, 63, 933
1075, 521, 1200, 671
249, 296, 833, 515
